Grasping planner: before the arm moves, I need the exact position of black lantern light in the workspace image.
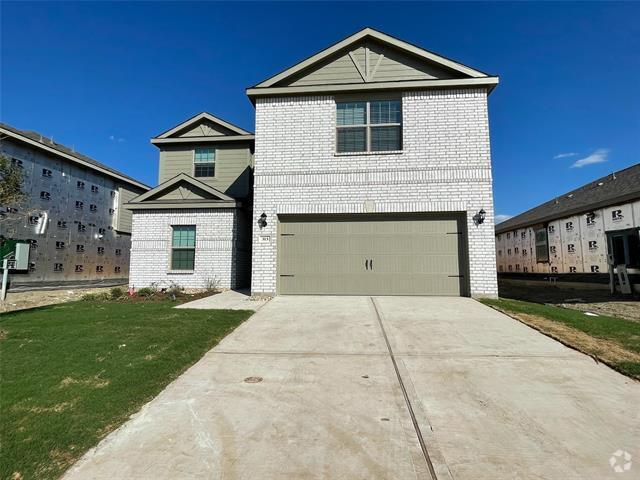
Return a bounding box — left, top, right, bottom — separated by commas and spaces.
257, 212, 268, 229
474, 209, 486, 225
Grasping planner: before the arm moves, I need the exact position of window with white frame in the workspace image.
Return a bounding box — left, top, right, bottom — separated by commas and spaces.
194, 147, 215, 177
171, 225, 196, 270
336, 99, 402, 153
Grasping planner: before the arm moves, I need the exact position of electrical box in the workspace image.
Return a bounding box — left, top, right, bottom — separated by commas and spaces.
14, 243, 29, 270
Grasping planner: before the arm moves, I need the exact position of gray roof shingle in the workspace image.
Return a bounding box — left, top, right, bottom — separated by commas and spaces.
0, 122, 149, 190
496, 162, 640, 234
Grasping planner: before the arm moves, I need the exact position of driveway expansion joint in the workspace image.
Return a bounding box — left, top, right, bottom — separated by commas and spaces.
370, 297, 443, 480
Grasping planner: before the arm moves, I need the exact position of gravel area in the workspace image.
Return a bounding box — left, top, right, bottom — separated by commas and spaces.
0, 287, 118, 314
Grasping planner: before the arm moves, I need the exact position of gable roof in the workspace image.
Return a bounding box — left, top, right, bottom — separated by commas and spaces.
151, 112, 254, 145
247, 27, 498, 99
0, 122, 149, 191
125, 173, 239, 210
496, 163, 640, 234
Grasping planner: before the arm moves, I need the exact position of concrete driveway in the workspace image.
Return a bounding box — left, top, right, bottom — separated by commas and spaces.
65, 297, 639, 480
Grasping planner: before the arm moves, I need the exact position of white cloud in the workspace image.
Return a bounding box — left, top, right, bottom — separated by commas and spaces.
571, 148, 609, 168
553, 152, 578, 159
109, 135, 125, 143
495, 214, 513, 224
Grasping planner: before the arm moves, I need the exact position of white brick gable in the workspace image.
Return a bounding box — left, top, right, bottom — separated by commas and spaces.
251, 89, 498, 297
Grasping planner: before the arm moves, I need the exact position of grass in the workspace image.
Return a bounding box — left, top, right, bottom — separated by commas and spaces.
481, 297, 640, 379
0, 300, 252, 480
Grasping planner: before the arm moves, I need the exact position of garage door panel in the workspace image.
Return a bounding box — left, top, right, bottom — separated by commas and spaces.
278, 214, 468, 296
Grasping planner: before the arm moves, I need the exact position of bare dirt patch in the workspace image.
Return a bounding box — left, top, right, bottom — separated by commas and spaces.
58, 374, 110, 389
494, 307, 640, 379
0, 287, 116, 314
498, 279, 640, 323
558, 301, 640, 323
12, 401, 75, 414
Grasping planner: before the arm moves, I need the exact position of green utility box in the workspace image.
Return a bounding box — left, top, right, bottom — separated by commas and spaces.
0, 238, 30, 270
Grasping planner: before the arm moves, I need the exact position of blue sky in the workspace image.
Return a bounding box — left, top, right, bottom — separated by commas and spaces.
2, 1, 639, 221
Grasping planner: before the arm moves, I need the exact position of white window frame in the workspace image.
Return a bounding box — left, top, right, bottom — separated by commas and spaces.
335, 99, 402, 153
193, 147, 216, 178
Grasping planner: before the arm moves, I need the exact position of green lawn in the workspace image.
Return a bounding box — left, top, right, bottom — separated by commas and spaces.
481, 298, 640, 378
0, 300, 252, 480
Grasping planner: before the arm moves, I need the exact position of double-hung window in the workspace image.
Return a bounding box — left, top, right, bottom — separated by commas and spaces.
171, 225, 196, 270
336, 99, 402, 153
194, 147, 215, 177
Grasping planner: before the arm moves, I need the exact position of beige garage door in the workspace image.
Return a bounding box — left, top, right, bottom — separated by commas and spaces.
277, 214, 468, 296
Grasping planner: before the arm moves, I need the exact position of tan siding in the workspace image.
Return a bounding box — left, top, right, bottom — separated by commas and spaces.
285, 40, 459, 87
116, 187, 139, 233
289, 53, 364, 86
156, 184, 209, 201
158, 145, 251, 198
177, 120, 233, 137
372, 47, 457, 81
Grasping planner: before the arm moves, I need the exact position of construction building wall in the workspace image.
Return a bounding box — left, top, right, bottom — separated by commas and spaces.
0, 138, 146, 286
496, 200, 640, 274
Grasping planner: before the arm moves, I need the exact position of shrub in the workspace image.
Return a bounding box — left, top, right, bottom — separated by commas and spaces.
81, 292, 110, 302
110, 287, 124, 300
203, 277, 220, 292
137, 287, 154, 298
166, 281, 183, 298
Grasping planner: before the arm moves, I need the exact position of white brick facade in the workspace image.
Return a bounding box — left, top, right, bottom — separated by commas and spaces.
129, 209, 249, 290
251, 89, 498, 297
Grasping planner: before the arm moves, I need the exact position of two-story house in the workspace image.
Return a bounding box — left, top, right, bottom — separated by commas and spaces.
127, 28, 499, 297
248, 28, 499, 297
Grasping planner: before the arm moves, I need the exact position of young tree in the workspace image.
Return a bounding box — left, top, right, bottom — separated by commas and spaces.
0, 152, 25, 206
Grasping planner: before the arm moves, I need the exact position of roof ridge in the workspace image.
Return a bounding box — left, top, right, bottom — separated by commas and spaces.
496, 162, 640, 233
0, 122, 149, 190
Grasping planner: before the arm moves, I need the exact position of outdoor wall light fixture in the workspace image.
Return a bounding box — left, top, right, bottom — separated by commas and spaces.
257, 212, 268, 229
474, 209, 486, 226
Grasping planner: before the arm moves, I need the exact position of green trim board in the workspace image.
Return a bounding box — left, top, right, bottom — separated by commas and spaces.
125, 201, 238, 210
150, 135, 255, 145
247, 77, 499, 98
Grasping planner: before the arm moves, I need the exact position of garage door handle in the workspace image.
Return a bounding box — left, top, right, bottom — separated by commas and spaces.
370, 259, 373, 270
365, 259, 369, 270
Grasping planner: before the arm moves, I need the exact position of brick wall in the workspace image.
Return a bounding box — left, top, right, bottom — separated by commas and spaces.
251, 89, 498, 297
129, 208, 245, 290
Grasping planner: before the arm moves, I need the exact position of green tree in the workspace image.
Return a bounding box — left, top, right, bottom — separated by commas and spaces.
0, 152, 25, 206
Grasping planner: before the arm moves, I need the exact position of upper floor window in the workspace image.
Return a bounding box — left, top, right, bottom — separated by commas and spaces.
336, 99, 402, 153
194, 148, 215, 177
